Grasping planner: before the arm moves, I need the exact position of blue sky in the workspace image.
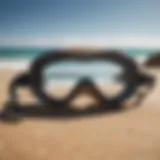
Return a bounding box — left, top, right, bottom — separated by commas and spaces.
1, 0, 160, 47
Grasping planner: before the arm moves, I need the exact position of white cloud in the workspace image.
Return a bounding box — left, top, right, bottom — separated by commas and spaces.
1, 36, 160, 48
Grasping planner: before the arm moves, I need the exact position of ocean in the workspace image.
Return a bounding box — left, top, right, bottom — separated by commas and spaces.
0, 47, 158, 84
0, 47, 157, 69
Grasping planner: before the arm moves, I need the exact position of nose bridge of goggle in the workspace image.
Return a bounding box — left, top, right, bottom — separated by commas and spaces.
64, 77, 106, 103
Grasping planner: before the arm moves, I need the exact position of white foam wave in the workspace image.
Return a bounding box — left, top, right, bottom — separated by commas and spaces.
0, 54, 148, 71
0, 59, 31, 70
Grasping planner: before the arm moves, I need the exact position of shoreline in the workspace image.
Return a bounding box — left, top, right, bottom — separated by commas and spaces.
0, 53, 148, 70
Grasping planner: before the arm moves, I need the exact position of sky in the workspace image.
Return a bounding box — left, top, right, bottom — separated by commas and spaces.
1, 0, 160, 47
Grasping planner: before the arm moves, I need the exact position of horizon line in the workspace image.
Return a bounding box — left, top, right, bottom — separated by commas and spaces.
1, 36, 160, 49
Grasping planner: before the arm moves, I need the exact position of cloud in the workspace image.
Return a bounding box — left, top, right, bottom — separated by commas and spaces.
1, 36, 160, 48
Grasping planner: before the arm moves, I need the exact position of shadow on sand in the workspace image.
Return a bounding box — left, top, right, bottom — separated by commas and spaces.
0, 100, 143, 123
0, 71, 155, 123
0, 75, 155, 123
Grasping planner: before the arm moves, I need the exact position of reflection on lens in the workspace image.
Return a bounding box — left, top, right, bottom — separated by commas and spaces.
42, 60, 126, 100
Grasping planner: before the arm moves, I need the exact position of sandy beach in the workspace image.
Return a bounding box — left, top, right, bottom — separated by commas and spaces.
0, 68, 160, 160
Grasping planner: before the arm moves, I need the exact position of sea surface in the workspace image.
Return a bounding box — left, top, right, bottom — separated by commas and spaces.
0, 47, 158, 84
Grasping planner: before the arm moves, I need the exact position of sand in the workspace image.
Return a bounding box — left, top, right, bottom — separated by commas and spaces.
0, 68, 160, 160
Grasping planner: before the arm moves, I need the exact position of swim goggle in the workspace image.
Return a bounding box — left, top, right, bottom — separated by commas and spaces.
7, 49, 155, 109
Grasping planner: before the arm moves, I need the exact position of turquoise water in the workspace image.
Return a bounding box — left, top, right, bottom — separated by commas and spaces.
0, 47, 157, 69
0, 47, 157, 83
0, 47, 48, 59
0, 47, 157, 59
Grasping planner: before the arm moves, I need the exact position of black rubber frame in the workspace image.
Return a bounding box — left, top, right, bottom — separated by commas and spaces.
8, 49, 154, 108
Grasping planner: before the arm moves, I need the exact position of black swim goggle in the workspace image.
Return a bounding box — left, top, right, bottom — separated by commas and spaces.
7, 49, 155, 108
